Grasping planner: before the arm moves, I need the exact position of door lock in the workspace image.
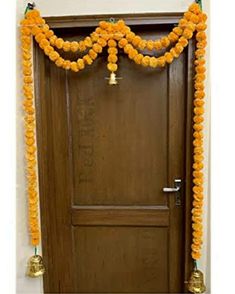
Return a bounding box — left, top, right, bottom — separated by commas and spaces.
163, 179, 182, 206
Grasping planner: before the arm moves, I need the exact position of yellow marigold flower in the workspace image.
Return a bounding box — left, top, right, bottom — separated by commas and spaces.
193, 162, 204, 171
179, 36, 188, 47
21, 27, 32, 36
170, 48, 179, 58
193, 178, 204, 186
194, 107, 205, 115
55, 57, 64, 67
195, 48, 205, 58
149, 57, 158, 68
108, 54, 118, 63
138, 40, 147, 50
158, 56, 166, 67
49, 35, 57, 46
128, 48, 138, 59
124, 44, 133, 54
168, 32, 179, 42
196, 40, 207, 49
55, 38, 64, 49
194, 154, 204, 162
146, 40, 154, 50
89, 49, 98, 60
70, 61, 79, 72
108, 39, 117, 47
35, 33, 45, 43
107, 63, 118, 72
42, 24, 49, 33
77, 59, 85, 70
179, 18, 188, 29
183, 28, 193, 39
62, 60, 71, 70
154, 40, 162, 50
93, 43, 102, 53
126, 32, 135, 42
70, 41, 79, 52
161, 36, 170, 47
132, 35, 141, 47
39, 38, 50, 49
79, 41, 86, 51
165, 52, 173, 64
199, 12, 207, 23
141, 56, 150, 67
175, 43, 184, 54
99, 21, 109, 29
45, 30, 54, 38
173, 26, 183, 36
194, 81, 205, 90
133, 53, 143, 65
189, 3, 201, 14
49, 51, 60, 61
192, 252, 201, 260
63, 41, 71, 52
44, 45, 54, 56
195, 91, 205, 99
184, 11, 193, 21
83, 55, 93, 65
190, 14, 200, 24
24, 76, 33, 84
84, 36, 93, 47
118, 38, 128, 48
90, 32, 99, 42
97, 38, 107, 47
196, 22, 207, 31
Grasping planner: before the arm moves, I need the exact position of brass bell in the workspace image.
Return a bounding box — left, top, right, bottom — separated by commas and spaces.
26, 255, 45, 278
188, 269, 206, 293
108, 72, 118, 85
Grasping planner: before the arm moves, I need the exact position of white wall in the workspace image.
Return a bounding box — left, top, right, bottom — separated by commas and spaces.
16, 1, 210, 293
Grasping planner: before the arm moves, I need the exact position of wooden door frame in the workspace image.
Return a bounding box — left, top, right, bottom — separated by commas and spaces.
34, 13, 195, 293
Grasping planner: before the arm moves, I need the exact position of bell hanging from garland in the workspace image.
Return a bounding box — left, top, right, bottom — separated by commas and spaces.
188, 262, 206, 293
108, 72, 118, 85
26, 251, 45, 278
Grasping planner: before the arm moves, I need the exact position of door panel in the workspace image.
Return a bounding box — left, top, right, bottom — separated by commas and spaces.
35, 16, 193, 294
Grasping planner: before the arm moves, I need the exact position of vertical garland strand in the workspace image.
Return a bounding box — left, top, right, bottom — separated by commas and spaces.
191, 6, 207, 261
20, 15, 40, 249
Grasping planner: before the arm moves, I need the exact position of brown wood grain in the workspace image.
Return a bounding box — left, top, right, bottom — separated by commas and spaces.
34, 14, 194, 294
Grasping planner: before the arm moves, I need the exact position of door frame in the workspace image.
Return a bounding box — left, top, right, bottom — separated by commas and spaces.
34, 13, 195, 293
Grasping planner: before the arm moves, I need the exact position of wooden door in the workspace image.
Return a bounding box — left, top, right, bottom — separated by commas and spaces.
34, 14, 194, 294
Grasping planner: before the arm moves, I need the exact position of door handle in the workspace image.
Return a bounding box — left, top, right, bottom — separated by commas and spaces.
163, 179, 182, 206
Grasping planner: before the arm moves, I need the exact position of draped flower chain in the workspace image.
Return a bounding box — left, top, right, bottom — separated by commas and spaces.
20, 2, 207, 259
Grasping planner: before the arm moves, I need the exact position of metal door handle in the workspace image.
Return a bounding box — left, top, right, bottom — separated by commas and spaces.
163, 179, 182, 206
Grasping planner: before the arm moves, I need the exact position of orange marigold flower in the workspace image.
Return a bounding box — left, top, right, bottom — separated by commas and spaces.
132, 35, 141, 47
83, 55, 93, 65
179, 36, 188, 47
199, 12, 208, 23
49, 51, 60, 62
193, 162, 204, 171
139, 40, 147, 50
79, 41, 86, 51
184, 11, 193, 21
55, 38, 64, 49
190, 14, 200, 24
70, 62, 79, 72
146, 40, 154, 50
63, 41, 71, 52
175, 43, 184, 54
108, 54, 118, 63
161, 37, 170, 47
168, 32, 179, 42
93, 43, 102, 53
154, 40, 162, 50
77, 59, 85, 70
97, 38, 107, 47
165, 52, 173, 64
118, 38, 128, 48
128, 48, 138, 59
183, 28, 193, 39
194, 107, 204, 115
88, 49, 98, 60
133, 54, 144, 65
173, 26, 183, 36
141, 56, 150, 67
124, 44, 133, 54
170, 48, 179, 58
126, 32, 135, 42
195, 90, 205, 99
55, 57, 64, 67
179, 18, 189, 29
158, 56, 166, 67
44, 45, 54, 56
108, 39, 117, 47
107, 63, 118, 72
189, 3, 201, 14
45, 30, 54, 38
70, 41, 79, 52
149, 57, 158, 68
196, 22, 207, 31
62, 60, 71, 70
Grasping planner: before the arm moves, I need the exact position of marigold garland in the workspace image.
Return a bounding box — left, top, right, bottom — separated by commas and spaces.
20, 1, 207, 274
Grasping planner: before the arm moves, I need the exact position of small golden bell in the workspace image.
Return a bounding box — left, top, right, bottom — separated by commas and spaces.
26, 255, 45, 278
109, 72, 118, 85
188, 269, 206, 293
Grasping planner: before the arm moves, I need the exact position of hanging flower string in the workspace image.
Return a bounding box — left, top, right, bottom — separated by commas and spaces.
20, 2, 207, 286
